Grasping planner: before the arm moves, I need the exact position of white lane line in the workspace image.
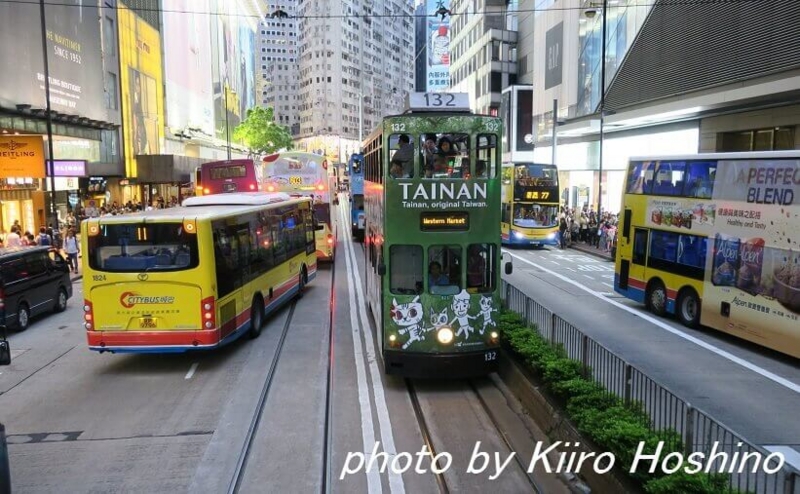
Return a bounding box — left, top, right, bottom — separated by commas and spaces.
340, 204, 382, 494
602, 282, 614, 289
565, 267, 576, 272
341, 203, 405, 494
505, 250, 800, 395
550, 261, 560, 265
185, 363, 198, 380
583, 275, 594, 280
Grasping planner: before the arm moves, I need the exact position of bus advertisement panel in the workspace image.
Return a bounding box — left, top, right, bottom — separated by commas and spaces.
199, 159, 261, 194
615, 152, 800, 358
501, 163, 560, 247
262, 152, 335, 260
81, 193, 317, 353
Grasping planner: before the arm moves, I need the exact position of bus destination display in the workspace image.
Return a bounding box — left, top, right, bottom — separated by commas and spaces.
420, 212, 470, 231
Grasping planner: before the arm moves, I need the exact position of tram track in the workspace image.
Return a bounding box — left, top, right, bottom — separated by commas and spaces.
469, 379, 543, 494
406, 378, 544, 494
227, 301, 296, 494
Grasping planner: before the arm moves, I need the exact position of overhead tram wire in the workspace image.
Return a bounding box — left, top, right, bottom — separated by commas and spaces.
0, 0, 786, 19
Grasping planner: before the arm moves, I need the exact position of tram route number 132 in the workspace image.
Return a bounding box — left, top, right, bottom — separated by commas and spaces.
485, 351, 497, 361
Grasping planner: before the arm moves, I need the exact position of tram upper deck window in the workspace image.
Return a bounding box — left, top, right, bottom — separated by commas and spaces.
476, 134, 498, 178
420, 134, 470, 179
389, 134, 415, 178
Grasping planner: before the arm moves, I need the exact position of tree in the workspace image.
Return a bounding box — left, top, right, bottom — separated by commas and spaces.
232, 106, 294, 155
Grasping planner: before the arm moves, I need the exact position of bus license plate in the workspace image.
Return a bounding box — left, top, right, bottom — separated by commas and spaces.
139, 317, 157, 329
223, 183, 236, 192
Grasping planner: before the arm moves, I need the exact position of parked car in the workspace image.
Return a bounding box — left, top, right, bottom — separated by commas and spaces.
0, 247, 73, 331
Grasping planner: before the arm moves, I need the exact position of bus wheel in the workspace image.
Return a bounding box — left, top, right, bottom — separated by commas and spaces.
646, 280, 668, 317
677, 289, 701, 328
249, 296, 264, 339
298, 266, 307, 295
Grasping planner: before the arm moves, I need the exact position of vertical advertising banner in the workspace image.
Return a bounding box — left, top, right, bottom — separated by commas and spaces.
211, 0, 256, 142
426, 0, 451, 92
0, 1, 105, 121
119, 2, 164, 177
162, 0, 214, 137
545, 22, 563, 90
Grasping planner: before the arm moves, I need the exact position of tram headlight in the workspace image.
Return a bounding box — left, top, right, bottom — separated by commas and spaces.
490, 331, 499, 340
437, 327, 455, 345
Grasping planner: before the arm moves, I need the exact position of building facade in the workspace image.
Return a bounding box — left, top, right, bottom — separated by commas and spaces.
517, 0, 800, 214
295, 0, 414, 162
259, 2, 300, 136
448, 0, 519, 115
0, 0, 122, 233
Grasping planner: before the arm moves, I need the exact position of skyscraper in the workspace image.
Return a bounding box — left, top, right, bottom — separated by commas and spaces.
295, 0, 414, 160
258, 2, 300, 136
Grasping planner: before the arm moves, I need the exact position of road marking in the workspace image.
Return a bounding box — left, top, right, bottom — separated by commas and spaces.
505, 250, 800, 395
602, 282, 614, 289
339, 199, 381, 494
583, 275, 594, 280
565, 267, 575, 272
550, 261, 560, 265
185, 363, 198, 380
341, 203, 404, 494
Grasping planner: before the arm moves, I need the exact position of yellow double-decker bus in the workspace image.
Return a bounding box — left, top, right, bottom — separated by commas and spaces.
615, 151, 800, 358
501, 163, 560, 247
81, 192, 319, 353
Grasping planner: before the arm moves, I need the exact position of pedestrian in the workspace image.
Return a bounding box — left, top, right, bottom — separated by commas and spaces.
63, 229, 80, 274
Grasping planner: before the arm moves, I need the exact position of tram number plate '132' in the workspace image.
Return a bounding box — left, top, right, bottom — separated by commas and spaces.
139, 317, 157, 329
485, 351, 497, 361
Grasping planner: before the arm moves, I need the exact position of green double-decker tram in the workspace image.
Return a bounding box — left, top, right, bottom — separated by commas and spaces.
362, 93, 511, 378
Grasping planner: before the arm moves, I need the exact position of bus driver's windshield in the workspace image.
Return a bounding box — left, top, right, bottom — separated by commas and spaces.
513, 204, 558, 228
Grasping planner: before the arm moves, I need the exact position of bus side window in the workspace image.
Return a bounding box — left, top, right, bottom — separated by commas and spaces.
632, 229, 648, 265
684, 161, 716, 198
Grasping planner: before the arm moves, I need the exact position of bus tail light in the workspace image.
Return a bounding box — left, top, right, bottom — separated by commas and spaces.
83, 299, 94, 330
316, 184, 325, 191
267, 185, 275, 192
201, 296, 216, 330
203, 187, 210, 194
249, 183, 256, 190
327, 234, 334, 245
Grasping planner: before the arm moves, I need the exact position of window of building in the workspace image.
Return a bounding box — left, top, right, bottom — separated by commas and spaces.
103, 16, 116, 56
105, 72, 118, 110
719, 126, 795, 151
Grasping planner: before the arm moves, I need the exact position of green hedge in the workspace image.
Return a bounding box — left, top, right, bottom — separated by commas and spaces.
499, 309, 732, 493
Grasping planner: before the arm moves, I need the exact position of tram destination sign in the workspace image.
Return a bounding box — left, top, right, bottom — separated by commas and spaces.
420, 211, 470, 231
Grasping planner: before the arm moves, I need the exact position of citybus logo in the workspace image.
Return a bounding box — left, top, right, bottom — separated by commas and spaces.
120, 292, 176, 308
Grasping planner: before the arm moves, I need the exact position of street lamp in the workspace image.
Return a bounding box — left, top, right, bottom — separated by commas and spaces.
39, 0, 58, 230
586, 0, 607, 217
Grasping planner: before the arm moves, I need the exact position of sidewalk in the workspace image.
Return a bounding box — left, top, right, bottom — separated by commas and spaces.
567, 241, 614, 261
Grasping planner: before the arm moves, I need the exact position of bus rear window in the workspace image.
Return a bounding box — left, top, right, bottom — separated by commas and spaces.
88, 223, 199, 272
209, 165, 247, 179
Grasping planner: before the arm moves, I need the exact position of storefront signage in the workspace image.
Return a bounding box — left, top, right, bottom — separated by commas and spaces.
0, 135, 45, 178
49, 159, 87, 177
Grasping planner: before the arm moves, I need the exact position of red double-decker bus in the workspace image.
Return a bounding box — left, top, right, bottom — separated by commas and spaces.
198, 159, 262, 195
